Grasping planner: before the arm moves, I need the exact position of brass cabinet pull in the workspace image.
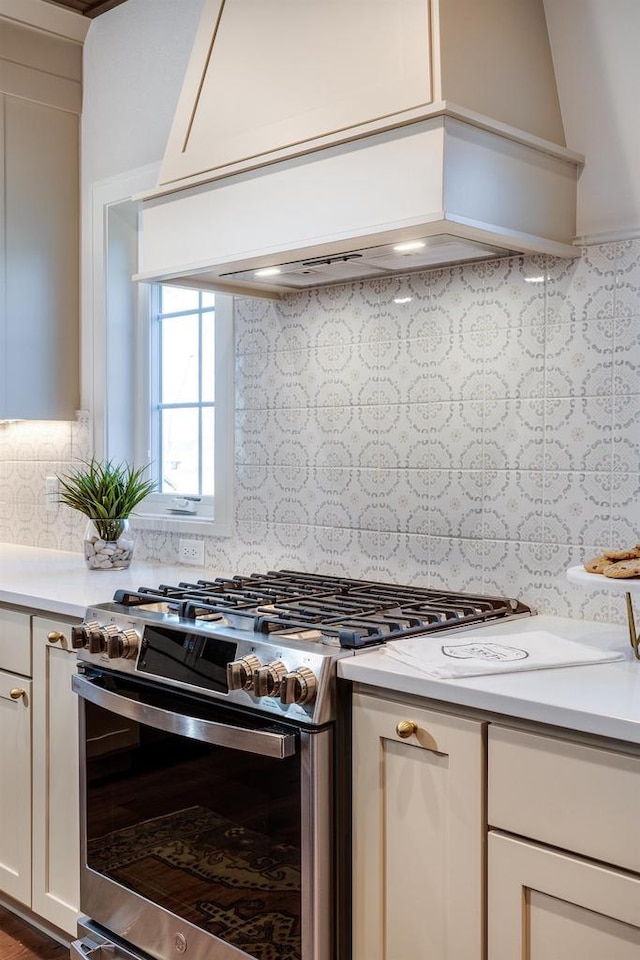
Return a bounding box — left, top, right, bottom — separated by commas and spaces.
47, 631, 65, 644
9, 688, 26, 701
396, 719, 418, 739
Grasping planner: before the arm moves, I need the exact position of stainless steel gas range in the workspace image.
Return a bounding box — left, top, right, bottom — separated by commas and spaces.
69, 570, 531, 960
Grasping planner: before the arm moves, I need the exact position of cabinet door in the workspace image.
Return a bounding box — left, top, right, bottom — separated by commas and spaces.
31, 617, 80, 935
0, 607, 31, 676
0, 669, 32, 905
489, 832, 640, 960
352, 690, 485, 960
1, 93, 79, 419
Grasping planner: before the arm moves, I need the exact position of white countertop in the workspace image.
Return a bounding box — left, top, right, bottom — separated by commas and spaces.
339, 615, 640, 746
2, 544, 640, 746
0, 542, 231, 619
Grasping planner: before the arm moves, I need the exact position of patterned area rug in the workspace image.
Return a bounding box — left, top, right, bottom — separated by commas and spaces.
89, 805, 301, 960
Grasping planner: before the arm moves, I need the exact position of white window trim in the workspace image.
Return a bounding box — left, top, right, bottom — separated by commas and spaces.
133, 290, 234, 538
83, 163, 234, 538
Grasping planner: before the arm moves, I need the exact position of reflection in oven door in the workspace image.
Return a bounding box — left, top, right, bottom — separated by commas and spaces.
75, 671, 334, 960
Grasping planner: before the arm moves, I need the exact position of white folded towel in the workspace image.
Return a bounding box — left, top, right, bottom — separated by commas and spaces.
383, 630, 625, 679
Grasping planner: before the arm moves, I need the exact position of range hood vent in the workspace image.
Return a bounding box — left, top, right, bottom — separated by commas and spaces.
136, 0, 583, 299
221, 235, 513, 291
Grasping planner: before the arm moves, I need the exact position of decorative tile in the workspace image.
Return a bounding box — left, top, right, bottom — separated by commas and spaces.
484, 326, 545, 399
429, 470, 483, 539
484, 258, 545, 329
310, 524, 355, 561
429, 537, 485, 592
544, 472, 611, 546
236, 325, 273, 358
613, 317, 640, 393
482, 470, 543, 541
0, 242, 631, 626
613, 283, 640, 319
315, 283, 356, 320
545, 319, 613, 397
613, 395, 640, 465
614, 238, 640, 275
544, 397, 613, 471
482, 540, 534, 602
610, 474, 640, 545
547, 249, 616, 323
612, 437, 640, 473
484, 400, 544, 469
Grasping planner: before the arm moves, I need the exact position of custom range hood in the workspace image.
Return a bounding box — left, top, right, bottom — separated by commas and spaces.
136, 0, 583, 299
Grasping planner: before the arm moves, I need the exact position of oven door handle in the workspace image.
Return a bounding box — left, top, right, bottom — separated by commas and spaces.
72, 674, 297, 759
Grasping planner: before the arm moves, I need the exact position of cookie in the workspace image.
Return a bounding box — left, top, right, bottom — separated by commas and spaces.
603, 559, 640, 578
583, 555, 611, 574
602, 547, 640, 561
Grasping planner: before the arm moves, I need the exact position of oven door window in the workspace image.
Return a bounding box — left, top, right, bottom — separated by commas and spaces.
83, 676, 302, 960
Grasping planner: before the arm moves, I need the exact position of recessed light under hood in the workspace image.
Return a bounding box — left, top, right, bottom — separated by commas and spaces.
224, 235, 512, 291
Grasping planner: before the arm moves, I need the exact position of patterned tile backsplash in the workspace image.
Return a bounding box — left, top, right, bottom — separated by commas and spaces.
1, 240, 639, 622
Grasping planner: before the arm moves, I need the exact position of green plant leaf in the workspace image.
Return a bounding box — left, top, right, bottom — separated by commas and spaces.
56, 458, 157, 523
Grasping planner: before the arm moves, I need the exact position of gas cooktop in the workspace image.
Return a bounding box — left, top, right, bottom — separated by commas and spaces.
73, 570, 532, 726
105, 569, 531, 649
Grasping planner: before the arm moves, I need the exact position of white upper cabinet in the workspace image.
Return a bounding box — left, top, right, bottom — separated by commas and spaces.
0, 7, 85, 420
159, 0, 566, 190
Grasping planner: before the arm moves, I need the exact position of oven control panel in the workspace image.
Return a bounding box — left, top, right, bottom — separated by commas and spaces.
72, 620, 140, 660
226, 656, 318, 705
73, 609, 334, 724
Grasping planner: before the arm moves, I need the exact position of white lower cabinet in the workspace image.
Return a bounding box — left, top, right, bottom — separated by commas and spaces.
0, 609, 80, 937
488, 725, 640, 960
352, 689, 485, 960
0, 666, 32, 905
489, 832, 640, 959
31, 616, 80, 935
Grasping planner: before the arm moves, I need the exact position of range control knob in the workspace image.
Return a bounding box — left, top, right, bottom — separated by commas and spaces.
227, 655, 261, 691
253, 661, 288, 698
280, 667, 318, 706
71, 620, 100, 650
107, 629, 140, 660
88, 623, 119, 655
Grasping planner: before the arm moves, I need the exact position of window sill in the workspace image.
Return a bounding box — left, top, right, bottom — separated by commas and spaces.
131, 513, 233, 539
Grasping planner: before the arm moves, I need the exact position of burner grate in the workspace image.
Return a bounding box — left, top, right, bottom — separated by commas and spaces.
111, 570, 528, 648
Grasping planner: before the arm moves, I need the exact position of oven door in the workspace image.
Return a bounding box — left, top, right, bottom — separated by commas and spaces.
74, 670, 333, 960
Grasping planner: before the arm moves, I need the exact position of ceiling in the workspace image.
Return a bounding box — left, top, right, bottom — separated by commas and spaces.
42, 0, 128, 17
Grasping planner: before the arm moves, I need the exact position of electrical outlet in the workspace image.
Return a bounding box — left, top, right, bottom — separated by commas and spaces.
178, 538, 205, 566
45, 476, 59, 514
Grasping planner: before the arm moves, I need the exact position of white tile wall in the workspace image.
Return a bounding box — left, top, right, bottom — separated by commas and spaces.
0, 416, 90, 550
1, 240, 638, 621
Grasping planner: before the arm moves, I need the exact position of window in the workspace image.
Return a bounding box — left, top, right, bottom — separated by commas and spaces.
151, 285, 216, 498
88, 166, 234, 538
137, 284, 234, 535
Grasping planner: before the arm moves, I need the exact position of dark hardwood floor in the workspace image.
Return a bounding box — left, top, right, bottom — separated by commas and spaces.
0, 907, 67, 960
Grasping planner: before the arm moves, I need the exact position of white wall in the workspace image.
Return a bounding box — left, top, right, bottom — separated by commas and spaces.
81, 0, 205, 185
544, 0, 640, 241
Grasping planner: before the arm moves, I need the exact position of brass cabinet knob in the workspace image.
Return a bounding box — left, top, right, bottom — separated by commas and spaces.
396, 719, 418, 739
47, 631, 65, 644
9, 688, 26, 701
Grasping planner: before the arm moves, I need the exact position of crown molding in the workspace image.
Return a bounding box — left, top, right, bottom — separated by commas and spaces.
0, 0, 89, 42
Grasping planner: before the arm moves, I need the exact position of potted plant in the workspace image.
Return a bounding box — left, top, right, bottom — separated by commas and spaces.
57, 458, 156, 570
